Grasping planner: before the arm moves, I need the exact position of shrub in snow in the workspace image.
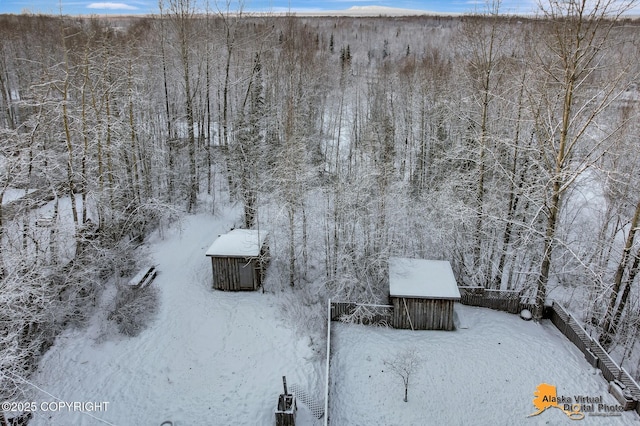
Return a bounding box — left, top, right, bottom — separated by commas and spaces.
338, 304, 391, 326
278, 289, 326, 358
0, 269, 65, 402
108, 285, 159, 337
520, 309, 533, 321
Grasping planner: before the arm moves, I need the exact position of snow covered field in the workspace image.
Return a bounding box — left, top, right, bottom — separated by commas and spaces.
330, 305, 640, 425
29, 210, 320, 426
1, 188, 36, 205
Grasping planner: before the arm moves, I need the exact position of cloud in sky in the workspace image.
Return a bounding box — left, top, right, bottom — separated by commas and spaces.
87, 2, 138, 10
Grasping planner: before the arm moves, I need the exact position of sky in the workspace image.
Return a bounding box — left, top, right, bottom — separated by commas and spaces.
0, 0, 540, 16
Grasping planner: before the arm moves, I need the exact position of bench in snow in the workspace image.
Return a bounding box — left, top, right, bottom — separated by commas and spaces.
127, 266, 157, 289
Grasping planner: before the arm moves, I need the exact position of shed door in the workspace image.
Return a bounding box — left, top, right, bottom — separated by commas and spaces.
238, 261, 254, 290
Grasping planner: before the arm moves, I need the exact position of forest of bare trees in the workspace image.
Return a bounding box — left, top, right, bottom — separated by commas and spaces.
1, 0, 639, 403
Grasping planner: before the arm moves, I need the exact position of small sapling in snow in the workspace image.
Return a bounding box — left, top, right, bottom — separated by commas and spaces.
383, 347, 421, 402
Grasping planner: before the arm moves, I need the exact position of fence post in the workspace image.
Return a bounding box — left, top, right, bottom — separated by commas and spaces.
324, 298, 331, 426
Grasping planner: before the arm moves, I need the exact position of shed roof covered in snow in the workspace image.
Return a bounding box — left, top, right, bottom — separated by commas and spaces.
389, 257, 461, 300
205, 229, 268, 258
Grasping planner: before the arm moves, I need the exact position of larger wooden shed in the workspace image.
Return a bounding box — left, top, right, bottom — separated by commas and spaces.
205, 229, 269, 291
389, 257, 461, 330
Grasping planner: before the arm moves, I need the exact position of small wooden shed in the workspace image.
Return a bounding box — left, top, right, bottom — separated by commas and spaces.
205, 229, 269, 291
389, 257, 461, 331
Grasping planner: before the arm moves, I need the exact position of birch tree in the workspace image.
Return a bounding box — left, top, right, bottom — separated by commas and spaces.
234, 53, 265, 228
598, 96, 640, 347
530, 0, 637, 318
457, 1, 507, 287
164, 0, 199, 212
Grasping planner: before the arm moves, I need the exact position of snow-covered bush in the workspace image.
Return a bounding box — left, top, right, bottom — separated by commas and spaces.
277, 288, 326, 359
0, 269, 58, 403
108, 285, 159, 337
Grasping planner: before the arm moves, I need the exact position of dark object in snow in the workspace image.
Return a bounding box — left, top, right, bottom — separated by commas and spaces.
205, 229, 270, 291
520, 309, 533, 321
275, 376, 297, 426
159, 422, 173, 426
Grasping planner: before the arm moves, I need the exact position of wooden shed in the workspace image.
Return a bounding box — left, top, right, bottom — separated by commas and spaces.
205, 229, 269, 291
389, 257, 461, 331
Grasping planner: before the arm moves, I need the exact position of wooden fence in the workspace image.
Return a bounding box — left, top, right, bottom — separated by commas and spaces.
550, 302, 640, 414
330, 301, 393, 326
549, 301, 593, 358
458, 286, 528, 314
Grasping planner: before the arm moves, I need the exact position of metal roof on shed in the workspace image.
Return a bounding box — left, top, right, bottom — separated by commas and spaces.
389, 257, 461, 300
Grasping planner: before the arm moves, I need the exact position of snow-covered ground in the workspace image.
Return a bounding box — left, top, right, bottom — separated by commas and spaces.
21, 207, 640, 425
29, 210, 320, 426
330, 305, 640, 425
1, 192, 92, 266
1, 188, 36, 205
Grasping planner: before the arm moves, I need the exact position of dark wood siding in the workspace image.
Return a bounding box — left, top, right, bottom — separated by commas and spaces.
238, 261, 255, 289
210, 256, 259, 291
208, 240, 269, 291
391, 297, 456, 330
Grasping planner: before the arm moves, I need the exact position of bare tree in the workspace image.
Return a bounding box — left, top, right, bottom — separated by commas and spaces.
457, 1, 508, 286
384, 347, 421, 402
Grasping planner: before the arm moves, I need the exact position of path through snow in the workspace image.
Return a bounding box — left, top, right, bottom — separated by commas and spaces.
29, 210, 320, 426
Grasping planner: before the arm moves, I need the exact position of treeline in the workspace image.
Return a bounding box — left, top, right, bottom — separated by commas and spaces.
1, 1, 639, 399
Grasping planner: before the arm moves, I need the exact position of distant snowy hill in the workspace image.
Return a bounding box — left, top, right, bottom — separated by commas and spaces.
292, 5, 449, 17
342, 5, 436, 15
